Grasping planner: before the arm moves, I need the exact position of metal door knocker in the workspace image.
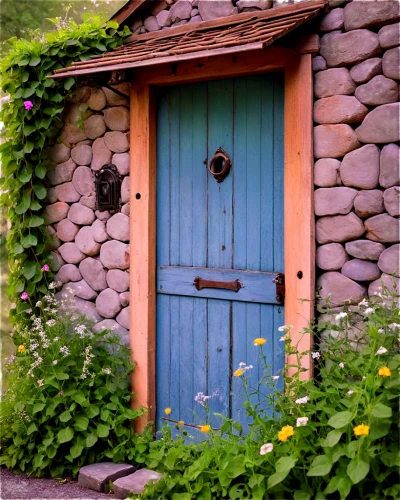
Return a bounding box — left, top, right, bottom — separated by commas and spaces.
208, 147, 231, 183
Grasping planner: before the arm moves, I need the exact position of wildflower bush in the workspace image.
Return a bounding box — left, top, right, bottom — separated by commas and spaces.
137, 288, 400, 500
0, 15, 129, 324
0, 282, 152, 477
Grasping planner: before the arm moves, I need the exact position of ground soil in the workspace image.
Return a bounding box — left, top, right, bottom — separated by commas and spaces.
0, 468, 115, 499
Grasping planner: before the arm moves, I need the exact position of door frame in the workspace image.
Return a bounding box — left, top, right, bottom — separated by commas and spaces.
129, 46, 315, 431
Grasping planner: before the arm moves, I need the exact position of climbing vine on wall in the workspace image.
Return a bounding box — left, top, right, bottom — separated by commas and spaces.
0, 15, 130, 326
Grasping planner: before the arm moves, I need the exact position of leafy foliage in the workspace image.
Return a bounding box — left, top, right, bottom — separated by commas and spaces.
135, 288, 400, 500
0, 288, 152, 477
0, 15, 129, 327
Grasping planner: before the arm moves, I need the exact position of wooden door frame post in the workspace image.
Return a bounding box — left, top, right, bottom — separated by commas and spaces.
130, 47, 314, 432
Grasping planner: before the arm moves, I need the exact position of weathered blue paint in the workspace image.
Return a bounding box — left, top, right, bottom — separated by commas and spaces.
156, 74, 285, 433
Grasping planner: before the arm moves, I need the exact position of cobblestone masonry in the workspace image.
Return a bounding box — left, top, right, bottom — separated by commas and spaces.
45, 0, 400, 340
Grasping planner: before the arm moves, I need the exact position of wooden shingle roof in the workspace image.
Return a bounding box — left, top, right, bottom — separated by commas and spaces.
51, 0, 327, 79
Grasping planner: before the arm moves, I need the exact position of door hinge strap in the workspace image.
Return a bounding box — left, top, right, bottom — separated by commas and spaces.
272, 273, 285, 304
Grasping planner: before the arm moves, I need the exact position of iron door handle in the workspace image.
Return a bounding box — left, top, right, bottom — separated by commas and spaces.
194, 276, 242, 292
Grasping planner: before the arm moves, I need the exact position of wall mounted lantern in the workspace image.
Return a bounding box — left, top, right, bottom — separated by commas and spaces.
94, 164, 121, 212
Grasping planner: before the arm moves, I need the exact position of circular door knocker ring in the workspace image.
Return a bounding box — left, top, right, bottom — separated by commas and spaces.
208, 147, 231, 183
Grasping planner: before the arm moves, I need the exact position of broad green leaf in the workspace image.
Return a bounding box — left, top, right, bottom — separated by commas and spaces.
371, 403, 392, 419
347, 457, 369, 484
74, 416, 89, 432
86, 434, 98, 448
13, 244, 24, 255
23, 125, 35, 137
35, 164, 47, 179
267, 471, 289, 490
32, 402, 45, 414
56, 372, 69, 380
64, 77, 75, 90
369, 421, 390, 440
32, 454, 43, 468
33, 183, 47, 199
328, 411, 353, 429
307, 455, 333, 477
321, 429, 343, 447
29, 216, 44, 227
276, 456, 297, 474
27, 423, 38, 435
97, 423, 109, 438
57, 427, 74, 444
85, 405, 100, 418
24, 141, 34, 153
47, 446, 57, 459
294, 491, 311, 500
59, 411, 72, 423
21, 234, 37, 248
23, 261, 37, 280
29, 57, 41, 67
23, 88, 35, 98
70, 444, 83, 459
30, 200, 42, 211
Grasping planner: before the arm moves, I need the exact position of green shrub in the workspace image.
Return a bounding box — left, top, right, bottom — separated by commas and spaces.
136, 287, 400, 500
0, 284, 152, 477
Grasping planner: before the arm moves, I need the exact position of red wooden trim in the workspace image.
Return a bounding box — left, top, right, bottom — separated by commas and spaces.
129, 83, 157, 432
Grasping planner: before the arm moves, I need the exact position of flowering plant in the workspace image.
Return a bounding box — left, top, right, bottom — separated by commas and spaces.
137, 285, 400, 500
0, 293, 149, 477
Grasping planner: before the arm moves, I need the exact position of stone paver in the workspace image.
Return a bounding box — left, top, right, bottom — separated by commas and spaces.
113, 469, 163, 498
78, 462, 136, 493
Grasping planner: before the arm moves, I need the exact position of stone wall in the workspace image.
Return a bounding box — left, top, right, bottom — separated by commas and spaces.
312, 0, 400, 308
129, 0, 298, 33
44, 83, 131, 345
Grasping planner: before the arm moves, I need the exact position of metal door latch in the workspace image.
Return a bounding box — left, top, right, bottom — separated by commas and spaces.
272, 273, 285, 304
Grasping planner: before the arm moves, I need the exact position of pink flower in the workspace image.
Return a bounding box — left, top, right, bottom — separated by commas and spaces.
24, 101, 34, 111
41, 264, 50, 272
58, 391, 63, 395
21, 292, 29, 301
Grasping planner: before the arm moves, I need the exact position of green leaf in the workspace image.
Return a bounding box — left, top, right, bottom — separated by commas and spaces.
74, 416, 89, 432
328, 411, 353, 429
47, 446, 57, 459
97, 423, 109, 438
30, 200, 42, 211
27, 423, 38, 435
35, 164, 47, 179
307, 455, 333, 477
56, 372, 69, 380
371, 403, 392, 419
24, 141, 34, 153
23, 261, 37, 280
86, 434, 98, 448
29, 57, 41, 67
64, 77, 75, 90
321, 429, 343, 447
33, 402, 45, 414
33, 183, 47, 199
57, 427, 74, 444
294, 491, 311, 500
85, 406, 100, 418
59, 411, 72, 423
70, 444, 84, 459
33, 454, 43, 468
267, 471, 289, 490
267, 456, 297, 489
347, 457, 370, 484
29, 216, 44, 228
23, 88, 35, 98
13, 244, 24, 255
21, 234, 37, 248
23, 125, 35, 137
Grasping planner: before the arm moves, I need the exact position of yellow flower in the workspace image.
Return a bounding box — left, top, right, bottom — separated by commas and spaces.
178, 420, 184, 425
254, 338, 267, 346
164, 407, 171, 415
353, 424, 370, 437
17, 345, 25, 353
233, 368, 244, 377
378, 366, 391, 377
200, 424, 211, 433
278, 425, 294, 442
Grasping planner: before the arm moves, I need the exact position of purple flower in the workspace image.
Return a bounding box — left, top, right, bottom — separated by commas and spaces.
21, 292, 29, 301
41, 264, 50, 272
24, 101, 34, 111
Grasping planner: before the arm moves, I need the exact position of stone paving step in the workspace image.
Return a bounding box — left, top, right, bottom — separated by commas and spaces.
78, 462, 136, 493
113, 469, 163, 499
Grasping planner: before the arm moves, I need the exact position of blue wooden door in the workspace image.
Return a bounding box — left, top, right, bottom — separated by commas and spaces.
156, 74, 284, 433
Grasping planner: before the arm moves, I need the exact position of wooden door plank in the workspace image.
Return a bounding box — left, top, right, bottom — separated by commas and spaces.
284, 53, 314, 378
157, 265, 281, 304
129, 84, 157, 432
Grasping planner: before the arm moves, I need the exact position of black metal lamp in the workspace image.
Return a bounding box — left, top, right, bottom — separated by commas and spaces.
94, 164, 122, 212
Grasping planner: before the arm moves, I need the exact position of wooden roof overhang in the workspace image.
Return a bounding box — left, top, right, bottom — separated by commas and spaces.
50, 0, 327, 80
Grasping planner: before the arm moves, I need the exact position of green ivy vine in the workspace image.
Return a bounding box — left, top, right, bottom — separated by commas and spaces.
0, 15, 130, 326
